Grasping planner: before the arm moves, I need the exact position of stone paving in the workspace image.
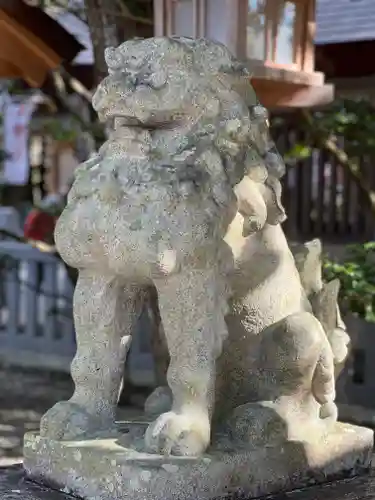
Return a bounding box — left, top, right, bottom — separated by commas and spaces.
0, 366, 149, 467
0, 367, 74, 466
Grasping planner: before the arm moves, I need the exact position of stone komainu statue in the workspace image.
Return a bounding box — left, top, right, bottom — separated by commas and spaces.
39, 37, 350, 457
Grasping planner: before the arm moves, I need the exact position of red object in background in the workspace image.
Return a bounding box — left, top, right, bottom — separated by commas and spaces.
24, 209, 57, 243
13, 124, 26, 137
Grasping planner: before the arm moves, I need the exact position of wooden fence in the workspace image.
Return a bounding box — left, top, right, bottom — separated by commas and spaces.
272, 122, 375, 244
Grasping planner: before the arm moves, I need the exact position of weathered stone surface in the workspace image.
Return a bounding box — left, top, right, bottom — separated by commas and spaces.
5, 462, 375, 500
24, 422, 373, 500
25, 35, 374, 500
42, 36, 263, 458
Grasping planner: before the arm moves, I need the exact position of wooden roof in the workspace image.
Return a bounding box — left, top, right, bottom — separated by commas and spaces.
316, 0, 375, 45
0, 0, 83, 87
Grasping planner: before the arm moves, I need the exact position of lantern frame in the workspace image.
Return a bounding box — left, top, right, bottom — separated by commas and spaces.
153, 0, 333, 108
244, 0, 315, 73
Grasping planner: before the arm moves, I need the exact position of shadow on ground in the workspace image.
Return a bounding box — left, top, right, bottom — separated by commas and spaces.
0, 367, 74, 466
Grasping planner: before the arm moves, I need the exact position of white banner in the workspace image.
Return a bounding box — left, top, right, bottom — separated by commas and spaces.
3, 99, 36, 185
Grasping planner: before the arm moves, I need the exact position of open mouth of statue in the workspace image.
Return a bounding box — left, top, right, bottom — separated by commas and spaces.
107, 114, 153, 130
111, 114, 184, 131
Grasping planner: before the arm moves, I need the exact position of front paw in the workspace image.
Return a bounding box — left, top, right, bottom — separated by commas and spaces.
40, 401, 116, 440
144, 410, 210, 456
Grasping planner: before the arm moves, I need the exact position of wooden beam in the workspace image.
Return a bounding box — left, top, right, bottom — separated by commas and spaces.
251, 77, 334, 109
294, 0, 306, 69
237, 0, 248, 60
225, 0, 246, 59
0, 10, 65, 86
247, 61, 325, 86
166, 0, 174, 36
0, 20, 49, 86
192, 0, 199, 38
0, 60, 21, 79
153, 0, 165, 36
304, 0, 316, 72
198, 0, 206, 38
0, 10, 61, 70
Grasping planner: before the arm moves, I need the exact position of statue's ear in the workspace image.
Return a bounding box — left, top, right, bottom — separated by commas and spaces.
291, 239, 323, 296
311, 279, 341, 333
263, 177, 287, 226
234, 177, 267, 236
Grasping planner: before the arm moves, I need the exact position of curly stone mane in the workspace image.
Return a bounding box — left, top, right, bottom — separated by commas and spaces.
168, 37, 286, 182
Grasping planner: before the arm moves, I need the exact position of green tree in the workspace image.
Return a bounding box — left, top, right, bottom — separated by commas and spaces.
284, 99, 375, 214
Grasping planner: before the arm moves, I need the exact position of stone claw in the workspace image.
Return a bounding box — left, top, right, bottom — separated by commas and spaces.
144, 411, 210, 456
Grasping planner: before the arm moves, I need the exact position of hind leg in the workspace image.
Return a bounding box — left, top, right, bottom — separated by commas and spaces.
229, 312, 337, 444
144, 286, 172, 418
40, 270, 142, 440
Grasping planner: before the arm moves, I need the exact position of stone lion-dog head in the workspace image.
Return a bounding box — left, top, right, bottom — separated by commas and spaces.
90, 37, 286, 237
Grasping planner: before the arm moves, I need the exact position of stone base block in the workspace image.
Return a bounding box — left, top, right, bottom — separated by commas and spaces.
24, 422, 373, 500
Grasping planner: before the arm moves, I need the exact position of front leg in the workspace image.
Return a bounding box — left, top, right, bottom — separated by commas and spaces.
40, 270, 142, 440
144, 267, 229, 456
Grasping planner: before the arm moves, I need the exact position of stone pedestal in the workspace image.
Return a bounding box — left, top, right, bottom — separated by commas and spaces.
24, 421, 373, 500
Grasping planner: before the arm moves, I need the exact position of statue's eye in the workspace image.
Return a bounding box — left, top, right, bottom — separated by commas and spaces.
142, 72, 167, 90
126, 55, 144, 70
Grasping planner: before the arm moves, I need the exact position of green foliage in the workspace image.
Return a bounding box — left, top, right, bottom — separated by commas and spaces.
284, 144, 312, 165
313, 99, 375, 157
42, 118, 78, 142
323, 243, 375, 322
274, 98, 375, 166
6, 80, 30, 96
125, 0, 153, 18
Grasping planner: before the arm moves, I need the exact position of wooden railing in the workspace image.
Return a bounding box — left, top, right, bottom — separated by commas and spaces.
0, 241, 156, 385
0, 241, 75, 371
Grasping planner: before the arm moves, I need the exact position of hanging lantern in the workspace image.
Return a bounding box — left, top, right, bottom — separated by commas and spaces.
154, 0, 334, 109
247, 0, 308, 68
154, 0, 246, 56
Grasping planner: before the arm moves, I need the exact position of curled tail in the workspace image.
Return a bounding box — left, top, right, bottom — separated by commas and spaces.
312, 340, 338, 421
291, 239, 350, 373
